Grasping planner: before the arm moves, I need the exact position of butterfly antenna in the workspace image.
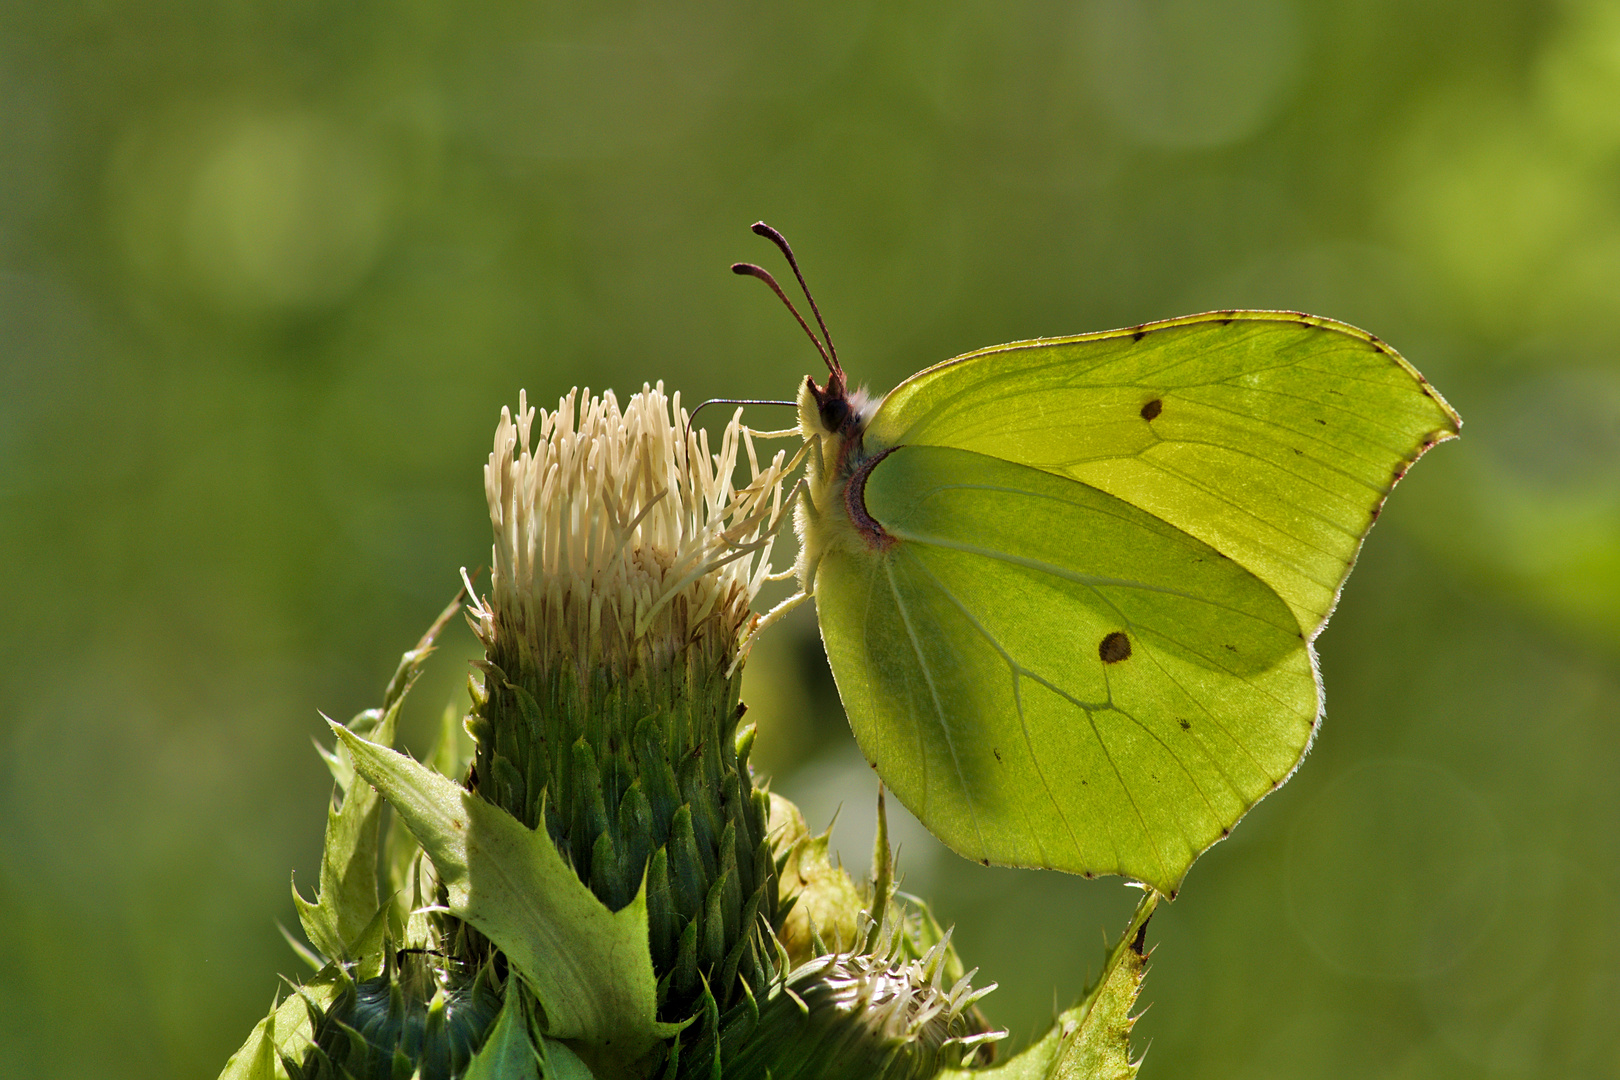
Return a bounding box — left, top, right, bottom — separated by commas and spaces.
731, 261, 834, 374
682, 397, 797, 471
749, 221, 841, 379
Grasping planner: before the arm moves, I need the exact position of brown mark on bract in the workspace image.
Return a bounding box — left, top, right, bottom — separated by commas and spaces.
1132, 328, 1148, 341
1315, 418, 1327, 425
1140, 398, 1163, 421
1178, 718, 1191, 730
1099, 632, 1132, 663
993, 747, 1003, 763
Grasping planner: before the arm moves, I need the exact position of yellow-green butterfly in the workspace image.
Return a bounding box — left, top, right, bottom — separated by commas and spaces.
736, 224, 1459, 896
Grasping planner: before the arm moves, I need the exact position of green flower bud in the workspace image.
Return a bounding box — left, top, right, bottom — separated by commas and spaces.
466, 385, 793, 1018
693, 938, 1002, 1080
289, 952, 505, 1080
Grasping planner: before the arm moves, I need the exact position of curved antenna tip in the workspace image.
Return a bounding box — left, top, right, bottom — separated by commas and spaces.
741, 222, 840, 378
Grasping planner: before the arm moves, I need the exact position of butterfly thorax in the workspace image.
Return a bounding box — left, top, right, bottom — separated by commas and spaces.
795, 374, 891, 591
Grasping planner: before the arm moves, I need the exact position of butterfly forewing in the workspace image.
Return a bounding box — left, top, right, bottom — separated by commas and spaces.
865, 313, 1461, 637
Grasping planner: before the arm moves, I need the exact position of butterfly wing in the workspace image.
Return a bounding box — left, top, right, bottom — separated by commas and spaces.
865, 312, 1461, 636
816, 446, 1315, 893
811, 312, 1457, 891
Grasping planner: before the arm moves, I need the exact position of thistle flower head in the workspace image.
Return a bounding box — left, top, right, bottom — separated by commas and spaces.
472, 383, 791, 680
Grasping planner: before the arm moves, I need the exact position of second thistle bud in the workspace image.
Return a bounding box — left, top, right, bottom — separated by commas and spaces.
696, 941, 1000, 1080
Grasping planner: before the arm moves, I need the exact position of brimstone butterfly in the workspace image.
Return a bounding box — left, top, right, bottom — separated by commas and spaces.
735, 224, 1459, 896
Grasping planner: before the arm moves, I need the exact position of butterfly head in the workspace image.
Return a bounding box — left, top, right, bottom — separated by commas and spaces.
802, 368, 871, 440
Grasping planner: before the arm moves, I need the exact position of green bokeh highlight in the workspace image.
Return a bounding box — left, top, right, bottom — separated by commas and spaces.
1, 1, 1616, 1077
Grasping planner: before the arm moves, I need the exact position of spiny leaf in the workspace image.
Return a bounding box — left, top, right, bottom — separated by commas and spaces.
331, 722, 678, 1071
462, 986, 542, 1080
947, 891, 1156, 1080
216, 964, 346, 1080
295, 593, 463, 961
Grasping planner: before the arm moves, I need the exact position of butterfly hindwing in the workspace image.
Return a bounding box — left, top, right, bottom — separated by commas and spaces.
815, 445, 1318, 893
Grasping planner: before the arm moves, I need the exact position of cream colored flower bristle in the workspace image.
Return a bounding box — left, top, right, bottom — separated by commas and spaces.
472, 383, 790, 680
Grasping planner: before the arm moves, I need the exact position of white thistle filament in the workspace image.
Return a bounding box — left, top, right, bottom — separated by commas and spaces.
471, 383, 792, 679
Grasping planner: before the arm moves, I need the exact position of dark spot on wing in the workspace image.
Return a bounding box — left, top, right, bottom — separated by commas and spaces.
1178, 718, 1191, 730
1140, 398, 1163, 421
1099, 632, 1132, 663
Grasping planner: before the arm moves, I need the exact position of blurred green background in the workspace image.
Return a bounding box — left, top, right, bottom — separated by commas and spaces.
2, 0, 1618, 1076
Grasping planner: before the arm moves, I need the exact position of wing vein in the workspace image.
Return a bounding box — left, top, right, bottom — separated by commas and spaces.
882, 558, 989, 857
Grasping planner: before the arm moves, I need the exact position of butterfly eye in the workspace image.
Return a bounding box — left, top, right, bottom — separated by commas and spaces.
819, 394, 851, 435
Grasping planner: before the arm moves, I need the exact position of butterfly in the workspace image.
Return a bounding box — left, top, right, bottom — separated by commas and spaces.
735, 224, 1459, 896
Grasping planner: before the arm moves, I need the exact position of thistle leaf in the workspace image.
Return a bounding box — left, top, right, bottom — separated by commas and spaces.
947, 891, 1156, 1080
539, 1039, 599, 1080
462, 986, 542, 1080
216, 964, 346, 1080
294, 593, 463, 961
331, 722, 678, 1068
291, 748, 386, 962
